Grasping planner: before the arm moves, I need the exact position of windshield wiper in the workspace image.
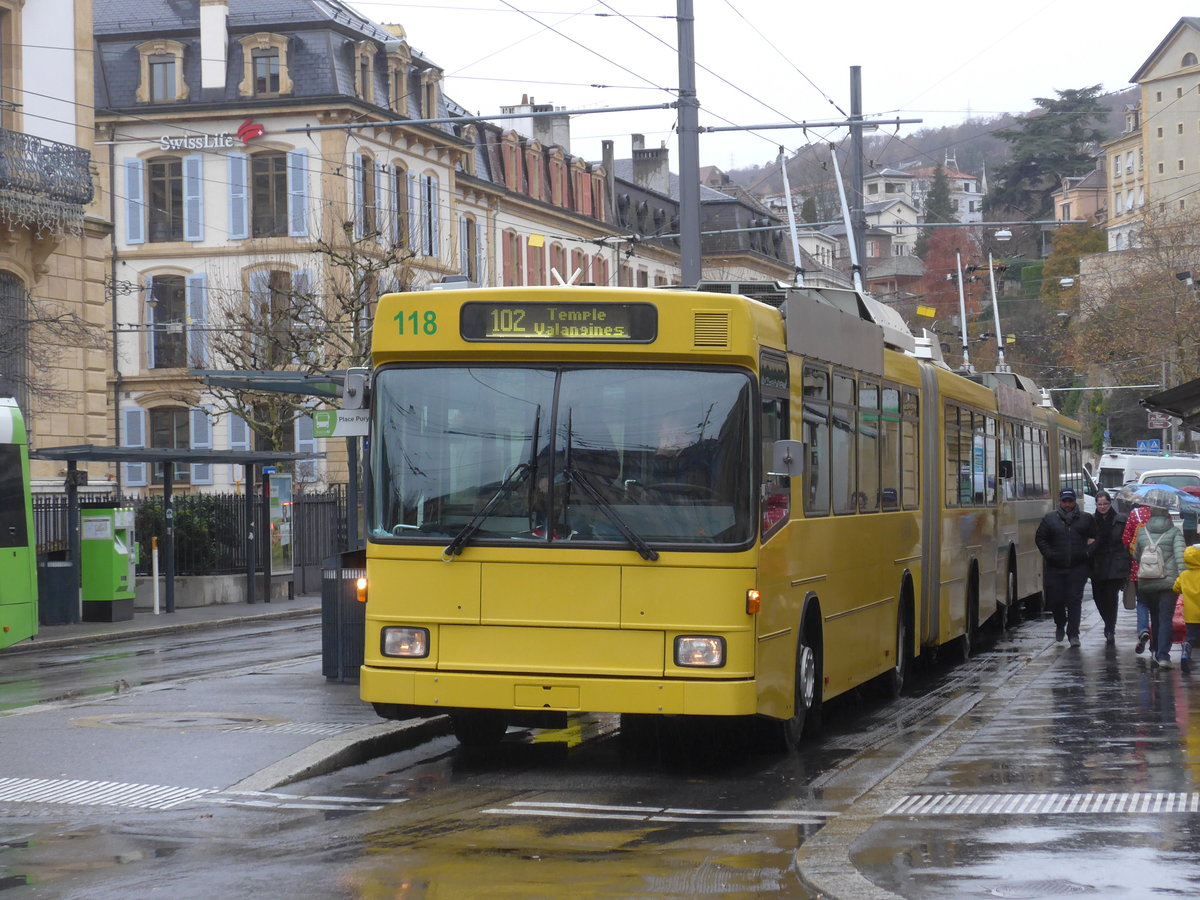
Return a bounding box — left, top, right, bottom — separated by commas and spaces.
562, 465, 659, 562
443, 405, 541, 559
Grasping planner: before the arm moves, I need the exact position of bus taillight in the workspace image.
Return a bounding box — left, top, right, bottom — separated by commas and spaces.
762, 490, 789, 532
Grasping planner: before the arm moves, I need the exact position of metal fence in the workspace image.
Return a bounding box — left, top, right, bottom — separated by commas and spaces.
32, 486, 348, 576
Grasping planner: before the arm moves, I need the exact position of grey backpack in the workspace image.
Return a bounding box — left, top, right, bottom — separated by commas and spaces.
1139, 532, 1166, 580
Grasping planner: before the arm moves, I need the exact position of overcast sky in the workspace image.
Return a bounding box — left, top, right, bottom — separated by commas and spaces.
345, 1, 1181, 172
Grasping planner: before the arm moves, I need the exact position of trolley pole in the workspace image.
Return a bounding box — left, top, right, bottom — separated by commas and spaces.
849, 67, 868, 283
675, 0, 702, 286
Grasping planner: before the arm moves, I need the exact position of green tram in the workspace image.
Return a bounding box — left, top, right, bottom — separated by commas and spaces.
0, 397, 36, 649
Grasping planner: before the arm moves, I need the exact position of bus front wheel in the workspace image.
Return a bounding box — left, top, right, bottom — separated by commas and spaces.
449, 710, 508, 747
762, 624, 823, 752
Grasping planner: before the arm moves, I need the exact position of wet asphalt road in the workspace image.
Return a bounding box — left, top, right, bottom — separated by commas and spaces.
2, 599, 1200, 898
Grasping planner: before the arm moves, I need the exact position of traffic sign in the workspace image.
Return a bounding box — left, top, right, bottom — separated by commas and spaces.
1137, 439, 1162, 453
313, 408, 369, 438
1147, 411, 1172, 430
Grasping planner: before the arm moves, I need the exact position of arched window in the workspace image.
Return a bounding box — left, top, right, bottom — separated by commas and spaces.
1184, 52, 1198, 67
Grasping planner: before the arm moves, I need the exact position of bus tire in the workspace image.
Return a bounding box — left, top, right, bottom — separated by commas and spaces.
879, 602, 911, 699
1004, 560, 1021, 627
449, 710, 508, 747
759, 618, 822, 752
953, 578, 979, 663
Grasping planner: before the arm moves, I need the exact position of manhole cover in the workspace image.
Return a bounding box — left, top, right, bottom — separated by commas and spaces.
71, 712, 288, 730
988, 881, 1098, 898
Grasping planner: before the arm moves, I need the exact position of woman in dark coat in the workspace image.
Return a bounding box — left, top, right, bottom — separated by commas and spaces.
1090, 491, 1130, 645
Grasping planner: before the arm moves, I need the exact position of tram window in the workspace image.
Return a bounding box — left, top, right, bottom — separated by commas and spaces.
761, 396, 789, 538
0, 446, 27, 547
832, 373, 856, 515
858, 381, 880, 512
803, 366, 830, 516
881, 387, 900, 510
901, 390, 919, 509
984, 416, 998, 505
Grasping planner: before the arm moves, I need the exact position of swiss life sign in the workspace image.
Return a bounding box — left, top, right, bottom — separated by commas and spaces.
158, 118, 265, 152
313, 409, 369, 439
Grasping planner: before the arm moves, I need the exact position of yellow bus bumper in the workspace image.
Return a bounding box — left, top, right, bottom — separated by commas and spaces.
360, 666, 758, 717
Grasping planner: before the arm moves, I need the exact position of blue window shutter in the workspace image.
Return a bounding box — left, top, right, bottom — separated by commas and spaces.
428, 175, 439, 258
295, 413, 317, 482
352, 154, 365, 239
475, 221, 484, 284
248, 270, 272, 365
185, 273, 208, 367
293, 269, 316, 366
228, 153, 249, 240
189, 406, 213, 485
459, 216, 469, 276
183, 154, 204, 241
374, 161, 385, 243
229, 413, 250, 485
408, 172, 420, 252
123, 407, 147, 487
287, 149, 308, 237
144, 276, 157, 369
125, 159, 145, 245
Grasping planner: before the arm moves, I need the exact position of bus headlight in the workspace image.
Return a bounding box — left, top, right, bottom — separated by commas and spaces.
381, 627, 430, 658
674, 635, 725, 667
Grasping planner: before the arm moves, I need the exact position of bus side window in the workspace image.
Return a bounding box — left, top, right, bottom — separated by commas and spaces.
803, 365, 830, 516
881, 386, 900, 510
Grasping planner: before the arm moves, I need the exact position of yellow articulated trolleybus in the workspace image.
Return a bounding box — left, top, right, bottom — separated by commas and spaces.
359, 283, 1082, 748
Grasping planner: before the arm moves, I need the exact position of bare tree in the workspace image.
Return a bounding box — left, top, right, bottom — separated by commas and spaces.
0, 282, 106, 408
196, 225, 416, 456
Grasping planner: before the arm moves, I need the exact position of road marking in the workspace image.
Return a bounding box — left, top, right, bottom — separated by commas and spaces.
0, 777, 404, 812
0, 777, 211, 810
887, 792, 1200, 816
221, 722, 372, 736
483, 800, 835, 825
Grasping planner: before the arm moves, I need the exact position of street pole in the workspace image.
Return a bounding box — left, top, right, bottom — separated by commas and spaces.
675, 0, 701, 286
849, 67, 867, 283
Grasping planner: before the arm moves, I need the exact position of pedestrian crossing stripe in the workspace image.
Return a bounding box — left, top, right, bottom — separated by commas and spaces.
888, 792, 1200, 815
0, 777, 404, 812
482, 800, 836, 825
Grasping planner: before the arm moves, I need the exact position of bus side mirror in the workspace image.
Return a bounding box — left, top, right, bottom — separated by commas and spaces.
769, 440, 805, 477
343, 367, 370, 410
998, 460, 1014, 479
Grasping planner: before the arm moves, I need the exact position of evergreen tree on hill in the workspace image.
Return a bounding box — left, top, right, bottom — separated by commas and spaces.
916, 163, 956, 257
988, 85, 1110, 221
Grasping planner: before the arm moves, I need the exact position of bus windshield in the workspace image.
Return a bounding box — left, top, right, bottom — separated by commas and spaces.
369, 366, 755, 548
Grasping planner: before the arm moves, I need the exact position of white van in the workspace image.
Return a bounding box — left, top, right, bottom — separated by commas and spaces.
1094, 450, 1200, 492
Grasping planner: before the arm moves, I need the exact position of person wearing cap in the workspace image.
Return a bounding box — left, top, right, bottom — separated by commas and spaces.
1035, 488, 1097, 647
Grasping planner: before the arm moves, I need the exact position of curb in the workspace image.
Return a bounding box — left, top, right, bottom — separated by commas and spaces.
3, 606, 322, 655
228, 716, 454, 792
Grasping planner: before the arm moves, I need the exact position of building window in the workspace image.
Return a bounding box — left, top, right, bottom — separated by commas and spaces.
420, 68, 441, 117
238, 34, 292, 97
1185, 52, 1198, 67
147, 275, 186, 369
1157, 91, 1163, 102
418, 173, 438, 256
867, 183, 879, 195
136, 39, 187, 104
1181, 159, 1186, 171
1158, 127, 1164, 138
149, 56, 176, 103
460, 215, 479, 283
251, 152, 288, 237
1113, 156, 1121, 177
148, 157, 183, 242
1180, 123, 1186, 135
252, 49, 280, 95
1159, 162, 1166, 174
502, 231, 523, 285
0, 271, 28, 411
1126, 151, 1134, 173
148, 407, 193, 484
527, 240, 545, 285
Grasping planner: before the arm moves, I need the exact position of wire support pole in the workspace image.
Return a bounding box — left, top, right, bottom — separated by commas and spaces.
674, 0, 702, 286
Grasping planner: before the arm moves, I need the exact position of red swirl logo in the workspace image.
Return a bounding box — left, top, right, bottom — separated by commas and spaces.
236, 118, 265, 143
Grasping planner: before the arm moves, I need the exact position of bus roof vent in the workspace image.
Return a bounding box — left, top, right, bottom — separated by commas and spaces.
693, 311, 730, 348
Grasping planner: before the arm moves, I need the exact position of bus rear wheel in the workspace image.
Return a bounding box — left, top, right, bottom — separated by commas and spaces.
878, 608, 911, 699
449, 710, 508, 747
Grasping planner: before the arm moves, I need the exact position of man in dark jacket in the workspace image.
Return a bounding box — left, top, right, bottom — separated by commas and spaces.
1035, 488, 1097, 647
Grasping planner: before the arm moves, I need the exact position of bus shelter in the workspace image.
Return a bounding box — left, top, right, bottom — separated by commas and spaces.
31, 446, 314, 613
1142, 378, 1200, 429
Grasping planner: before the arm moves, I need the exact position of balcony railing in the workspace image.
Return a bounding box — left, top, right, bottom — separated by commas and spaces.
0, 128, 93, 205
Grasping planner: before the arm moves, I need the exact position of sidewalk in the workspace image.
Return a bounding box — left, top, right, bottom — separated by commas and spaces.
7, 594, 322, 654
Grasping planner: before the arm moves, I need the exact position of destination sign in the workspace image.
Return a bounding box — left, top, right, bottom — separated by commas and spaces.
460, 302, 657, 343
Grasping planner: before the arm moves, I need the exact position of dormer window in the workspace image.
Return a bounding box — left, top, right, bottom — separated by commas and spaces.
386, 42, 411, 114
253, 49, 280, 95
354, 42, 375, 103
238, 34, 292, 98
136, 40, 188, 104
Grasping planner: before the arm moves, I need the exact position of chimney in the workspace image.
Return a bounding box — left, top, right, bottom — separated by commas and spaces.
532, 104, 571, 153
632, 135, 669, 195
200, 0, 228, 91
